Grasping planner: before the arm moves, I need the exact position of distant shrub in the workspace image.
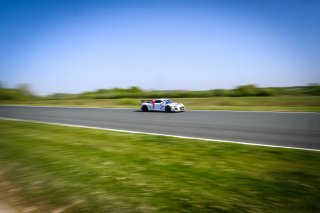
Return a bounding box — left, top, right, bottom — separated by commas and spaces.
211, 89, 231, 97
128, 86, 143, 93
0, 88, 31, 101
303, 84, 320, 95
47, 93, 76, 99
255, 88, 278, 96
232, 85, 258, 96
228, 85, 279, 97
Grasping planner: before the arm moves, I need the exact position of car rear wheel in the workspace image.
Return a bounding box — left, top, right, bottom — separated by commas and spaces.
141, 106, 149, 112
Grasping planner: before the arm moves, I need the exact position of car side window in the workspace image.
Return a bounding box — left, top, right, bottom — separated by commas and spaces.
154, 100, 162, 103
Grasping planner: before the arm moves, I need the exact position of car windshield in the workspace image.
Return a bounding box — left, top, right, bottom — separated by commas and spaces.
165, 100, 174, 104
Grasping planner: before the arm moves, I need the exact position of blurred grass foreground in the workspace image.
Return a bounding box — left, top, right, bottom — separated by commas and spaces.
0, 119, 319, 212
1, 84, 320, 112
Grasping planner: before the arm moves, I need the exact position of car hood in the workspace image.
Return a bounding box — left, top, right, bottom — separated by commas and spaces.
169, 102, 184, 106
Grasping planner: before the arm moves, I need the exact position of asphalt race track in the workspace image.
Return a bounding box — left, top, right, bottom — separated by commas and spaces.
0, 106, 319, 150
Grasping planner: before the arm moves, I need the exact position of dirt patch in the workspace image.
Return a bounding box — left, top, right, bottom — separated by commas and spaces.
0, 169, 59, 213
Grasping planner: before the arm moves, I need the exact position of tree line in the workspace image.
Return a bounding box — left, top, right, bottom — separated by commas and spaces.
1, 83, 320, 101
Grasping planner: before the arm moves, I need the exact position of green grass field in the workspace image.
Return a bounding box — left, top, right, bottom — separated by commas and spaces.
0, 119, 319, 212
1, 96, 320, 112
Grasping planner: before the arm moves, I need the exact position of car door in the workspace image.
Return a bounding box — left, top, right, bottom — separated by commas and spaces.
153, 100, 163, 111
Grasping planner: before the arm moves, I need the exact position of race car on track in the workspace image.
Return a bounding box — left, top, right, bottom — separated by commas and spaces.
141, 99, 185, 112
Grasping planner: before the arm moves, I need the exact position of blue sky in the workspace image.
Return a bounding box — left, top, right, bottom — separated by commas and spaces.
0, 0, 319, 95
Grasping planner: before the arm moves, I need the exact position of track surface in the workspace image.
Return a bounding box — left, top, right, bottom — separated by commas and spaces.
0, 106, 319, 150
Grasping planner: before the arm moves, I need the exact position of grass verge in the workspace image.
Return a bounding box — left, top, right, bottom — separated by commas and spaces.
1, 96, 320, 112
0, 119, 319, 212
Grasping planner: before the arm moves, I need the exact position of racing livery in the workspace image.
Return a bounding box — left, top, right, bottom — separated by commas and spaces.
141, 99, 185, 112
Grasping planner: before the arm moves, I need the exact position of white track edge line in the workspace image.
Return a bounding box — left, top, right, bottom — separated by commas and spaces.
0, 105, 134, 110
0, 117, 319, 152
1, 105, 319, 114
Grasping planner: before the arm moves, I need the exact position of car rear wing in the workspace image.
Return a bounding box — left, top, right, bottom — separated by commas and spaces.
140, 100, 152, 103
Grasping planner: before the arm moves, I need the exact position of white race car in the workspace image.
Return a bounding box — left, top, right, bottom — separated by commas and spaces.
141, 99, 185, 112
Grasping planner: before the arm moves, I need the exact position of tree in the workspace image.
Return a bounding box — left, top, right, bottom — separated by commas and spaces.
16, 84, 33, 96
128, 86, 142, 93
233, 85, 258, 96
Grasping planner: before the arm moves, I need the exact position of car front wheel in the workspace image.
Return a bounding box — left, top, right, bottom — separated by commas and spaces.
165, 106, 172, 113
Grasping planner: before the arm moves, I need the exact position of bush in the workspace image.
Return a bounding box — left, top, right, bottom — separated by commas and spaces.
232, 85, 258, 96
0, 88, 31, 101
303, 84, 320, 95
